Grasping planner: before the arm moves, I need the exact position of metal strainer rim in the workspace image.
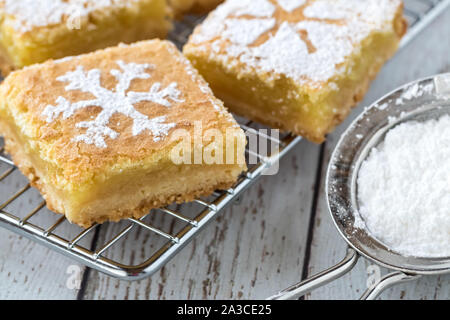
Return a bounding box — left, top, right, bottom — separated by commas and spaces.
326, 73, 450, 275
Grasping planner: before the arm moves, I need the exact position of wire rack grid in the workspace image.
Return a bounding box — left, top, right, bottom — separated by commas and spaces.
0, 0, 448, 281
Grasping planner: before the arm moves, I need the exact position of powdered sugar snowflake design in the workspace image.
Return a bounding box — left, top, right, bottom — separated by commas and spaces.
43, 60, 183, 148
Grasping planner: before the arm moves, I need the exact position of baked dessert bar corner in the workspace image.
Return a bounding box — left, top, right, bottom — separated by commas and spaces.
183, 0, 407, 143
0, 0, 172, 75
0, 40, 246, 227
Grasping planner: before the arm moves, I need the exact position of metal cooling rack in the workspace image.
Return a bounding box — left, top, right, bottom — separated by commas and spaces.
0, 0, 448, 281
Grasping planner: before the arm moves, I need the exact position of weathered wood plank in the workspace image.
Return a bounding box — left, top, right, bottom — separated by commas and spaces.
0, 167, 92, 299
305, 8, 450, 300
82, 140, 320, 299
2, 3, 449, 301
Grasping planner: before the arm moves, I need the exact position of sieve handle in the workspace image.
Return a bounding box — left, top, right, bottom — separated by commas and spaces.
359, 272, 421, 300
267, 247, 359, 300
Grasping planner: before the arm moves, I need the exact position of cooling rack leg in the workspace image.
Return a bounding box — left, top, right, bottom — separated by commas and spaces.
359, 272, 421, 300
267, 248, 359, 300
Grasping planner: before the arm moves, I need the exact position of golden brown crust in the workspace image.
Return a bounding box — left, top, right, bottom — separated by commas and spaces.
0, 52, 15, 77
169, 0, 224, 18
1, 40, 239, 186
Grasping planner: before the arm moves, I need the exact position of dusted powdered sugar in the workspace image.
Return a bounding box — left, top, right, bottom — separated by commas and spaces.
357, 115, 450, 258
190, 0, 401, 85
191, 0, 275, 44
395, 83, 435, 105
0, 0, 138, 33
43, 60, 182, 148
277, 0, 306, 12
303, 0, 398, 24
229, 22, 308, 77
223, 18, 276, 46
228, 20, 360, 83
218, 0, 275, 18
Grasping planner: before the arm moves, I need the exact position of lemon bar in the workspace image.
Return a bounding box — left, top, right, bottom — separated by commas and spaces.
183, 0, 407, 143
0, 40, 246, 227
169, 0, 223, 17
0, 0, 172, 75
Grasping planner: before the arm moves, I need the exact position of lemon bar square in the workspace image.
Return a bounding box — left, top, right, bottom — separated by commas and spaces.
0, 0, 172, 75
183, 0, 407, 143
0, 40, 246, 227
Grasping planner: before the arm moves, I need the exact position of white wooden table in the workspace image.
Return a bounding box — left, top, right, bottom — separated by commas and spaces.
0, 7, 449, 301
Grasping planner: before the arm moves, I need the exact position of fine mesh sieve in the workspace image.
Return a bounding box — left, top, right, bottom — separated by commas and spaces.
269, 73, 450, 300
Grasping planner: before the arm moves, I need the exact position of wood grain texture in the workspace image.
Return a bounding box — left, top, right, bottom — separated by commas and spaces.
0, 167, 91, 299
81, 140, 321, 299
1, 6, 449, 301
305, 8, 450, 300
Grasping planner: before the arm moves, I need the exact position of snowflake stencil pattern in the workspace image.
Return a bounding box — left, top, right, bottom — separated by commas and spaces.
43, 60, 183, 148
